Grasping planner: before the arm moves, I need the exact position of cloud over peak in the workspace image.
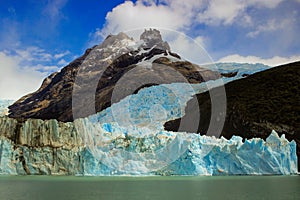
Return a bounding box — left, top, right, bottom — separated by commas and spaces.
0, 46, 71, 99
99, 1, 188, 37
98, 0, 287, 37
91, 0, 300, 65
0, 52, 45, 100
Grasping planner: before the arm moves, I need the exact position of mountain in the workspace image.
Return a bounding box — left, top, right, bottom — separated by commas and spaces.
8, 29, 220, 122
164, 61, 300, 170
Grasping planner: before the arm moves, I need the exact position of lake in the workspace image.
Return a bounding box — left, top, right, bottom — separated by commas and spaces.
0, 176, 299, 200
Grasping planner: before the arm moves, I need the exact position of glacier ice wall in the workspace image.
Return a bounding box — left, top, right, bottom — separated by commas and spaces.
158, 130, 297, 175
0, 127, 297, 175
0, 137, 83, 175
76, 118, 297, 175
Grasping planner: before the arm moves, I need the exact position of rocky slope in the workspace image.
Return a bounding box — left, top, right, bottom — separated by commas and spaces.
164, 61, 300, 170
8, 29, 220, 122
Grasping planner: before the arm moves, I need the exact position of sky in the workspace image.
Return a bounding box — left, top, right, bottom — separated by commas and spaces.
0, 0, 300, 99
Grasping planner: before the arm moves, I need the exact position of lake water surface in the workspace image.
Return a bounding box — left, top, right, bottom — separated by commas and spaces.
0, 176, 299, 200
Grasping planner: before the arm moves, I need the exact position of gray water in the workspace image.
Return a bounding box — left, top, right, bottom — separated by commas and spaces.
0, 176, 299, 200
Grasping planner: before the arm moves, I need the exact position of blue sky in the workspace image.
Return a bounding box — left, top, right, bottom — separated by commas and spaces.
1, 0, 300, 99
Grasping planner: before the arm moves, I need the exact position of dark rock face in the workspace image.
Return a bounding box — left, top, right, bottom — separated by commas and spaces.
8, 30, 220, 122
164, 61, 300, 171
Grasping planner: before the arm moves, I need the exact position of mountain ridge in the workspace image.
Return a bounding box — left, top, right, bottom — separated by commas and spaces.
8, 29, 221, 122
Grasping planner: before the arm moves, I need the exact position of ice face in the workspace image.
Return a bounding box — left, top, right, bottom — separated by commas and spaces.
0, 128, 297, 175
78, 124, 297, 175
0, 100, 14, 116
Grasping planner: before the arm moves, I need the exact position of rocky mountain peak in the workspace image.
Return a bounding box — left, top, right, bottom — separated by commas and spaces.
140, 28, 170, 51
100, 32, 133, 49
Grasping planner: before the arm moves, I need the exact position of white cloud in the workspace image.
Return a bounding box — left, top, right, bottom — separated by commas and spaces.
99, 1, 188, 38
43, 0, 68, 19
247, 18, 291, 37
30, 64, 60, 73
94, 0, 288, 44
10, 46, 71, 68
218, 54, 300, 66
54, 50, 70, 59
198, 0, 246, 25
15, 46, 53, 62
97, 0, 207, 38
250, 0, 284, 9
0, 20, 21, 50
0, 46, 70, 99
8, 7, 16, 16
197, 0, 284, 25
162, 32, 212, 64
57, 59, 68, 66
194, 36, 206, 47
0, 52, 46, 100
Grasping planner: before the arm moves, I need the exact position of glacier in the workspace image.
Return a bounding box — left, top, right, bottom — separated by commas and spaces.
75, 110, 298, 175
74, 72, 297, 175
207, 62, 271, 79
0, 100, 14, 117
0, 63, 298, 175
0, 123, 297, 175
